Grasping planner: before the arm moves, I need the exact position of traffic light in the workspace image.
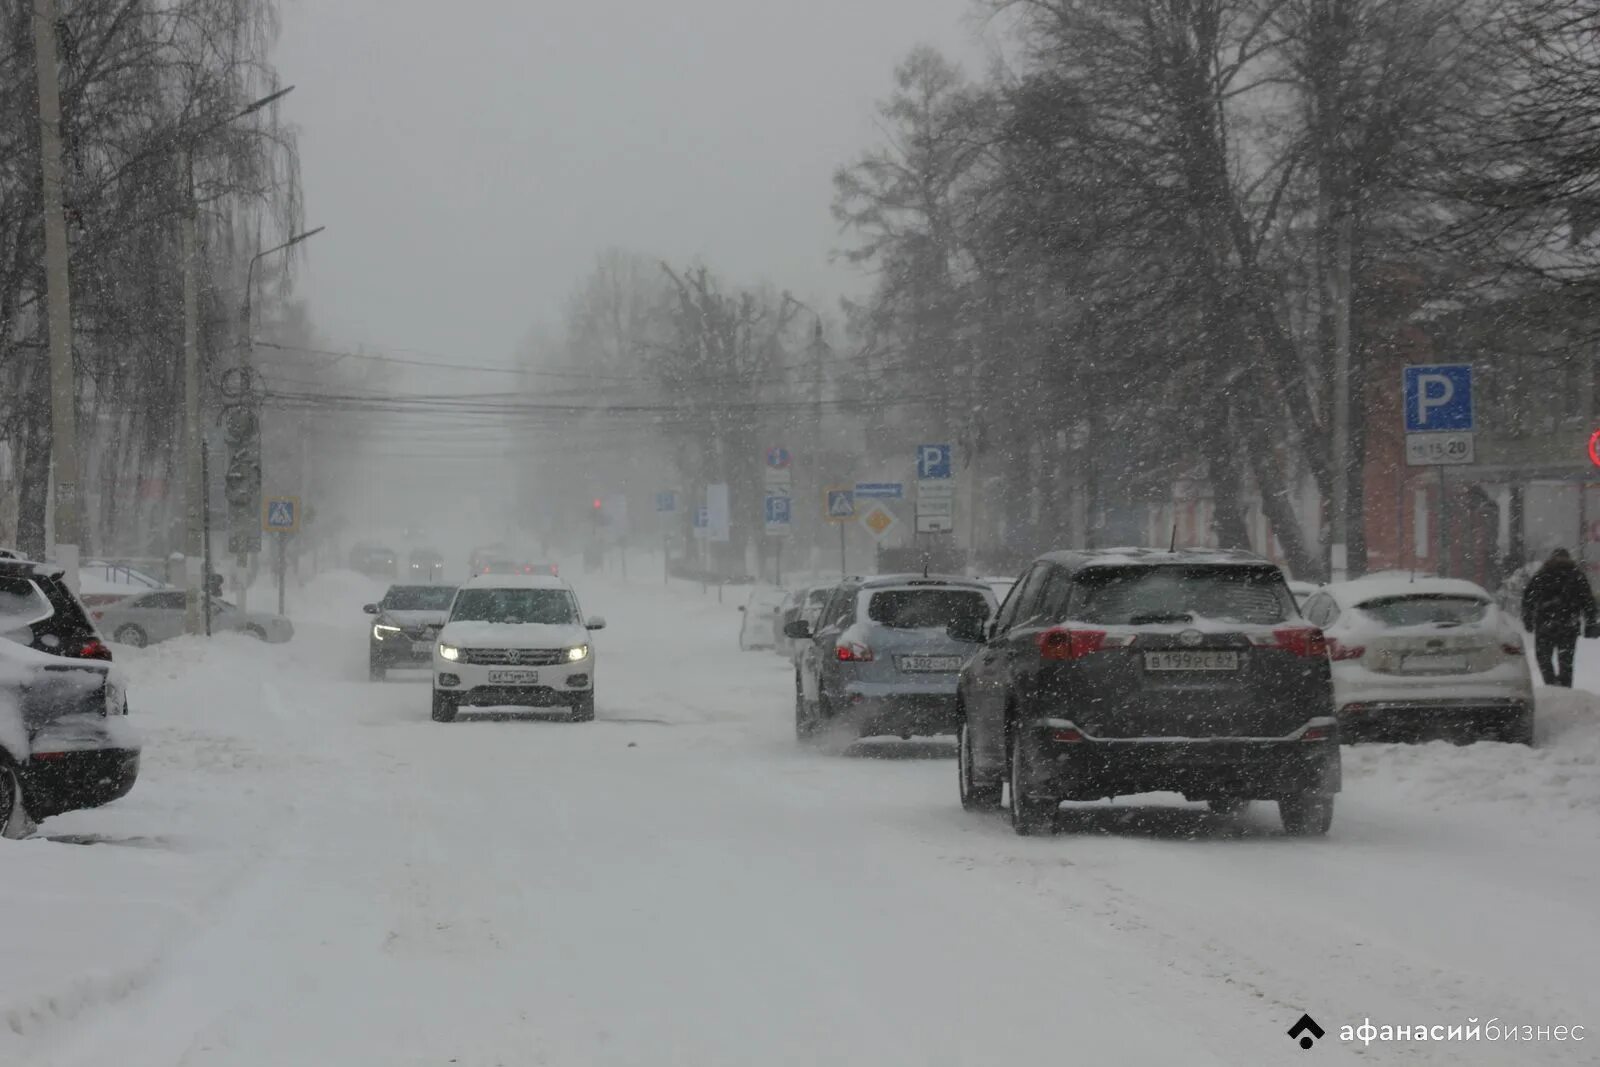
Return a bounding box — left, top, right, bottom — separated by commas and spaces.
223, 403, 262, 556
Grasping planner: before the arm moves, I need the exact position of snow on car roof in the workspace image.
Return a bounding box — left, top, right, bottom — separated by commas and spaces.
458, 573, 568, 590
1325, 575, 1491, 604
859, 573, 988, 588
1041, 547, 1275, 569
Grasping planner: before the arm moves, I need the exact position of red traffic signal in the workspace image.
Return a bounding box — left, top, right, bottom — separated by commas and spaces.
1589, 429, 1600, 468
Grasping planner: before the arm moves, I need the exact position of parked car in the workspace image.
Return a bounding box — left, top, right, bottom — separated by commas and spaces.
738, 587, 786, 651
774, 585, 832, 658
952, 548, 1340, 836
1287, 580, 1320, 613
94, 590, 294, 647
788, 575, 997, 741
432, 574, 605, 723
0, 559, 138, 836
1303, 576, 1534, 744
407, 547, 446, 582
365, 583, 458, 680
349, 543, 399, 579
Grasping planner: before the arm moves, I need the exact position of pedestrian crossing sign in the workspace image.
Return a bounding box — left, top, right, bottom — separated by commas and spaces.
824, 487, 855, 523
263, 496, 300, 534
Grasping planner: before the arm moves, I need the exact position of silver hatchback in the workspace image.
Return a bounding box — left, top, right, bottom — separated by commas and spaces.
789, 575, 997, 740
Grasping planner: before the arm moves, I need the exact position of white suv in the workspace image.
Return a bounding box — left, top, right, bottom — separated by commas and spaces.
431, 574, 605, 723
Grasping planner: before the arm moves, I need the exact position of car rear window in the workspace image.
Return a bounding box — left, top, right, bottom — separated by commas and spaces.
0, 576, 53, 636
866, 588, 991, 630
1357, 595, 1489, 627
1068, 566, 1293, 626
384, 585, 457, 610
451, 588, 577, 625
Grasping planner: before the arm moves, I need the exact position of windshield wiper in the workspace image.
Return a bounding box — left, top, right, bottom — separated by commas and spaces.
1128, 611, 1194, 625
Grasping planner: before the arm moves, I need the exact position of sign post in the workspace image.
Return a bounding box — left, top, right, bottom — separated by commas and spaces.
824, 487, 854, 576
1402, 365, 1475, 576
915, 444, 955, 535
262, 496, 299, 615
656, 490, 678, 585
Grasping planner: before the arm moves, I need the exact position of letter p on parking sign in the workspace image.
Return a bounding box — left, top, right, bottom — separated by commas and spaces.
1403, 364, 1473, 432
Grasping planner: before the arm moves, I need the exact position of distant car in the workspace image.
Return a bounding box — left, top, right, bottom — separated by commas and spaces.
476, 557, 557, 578
1303, 576, 1534, 745
774, 585, 832, 658
365, 583, 458, 680
467, 543, 510, 575
350, 543, 399, 579
94, 590, 294, 647
738, 587, 786, 651
408, 548, 446, 582
954, 548, 1340, 836
0, 559, 138, 837
432, 574, 605, 723
789, 575, 997, 741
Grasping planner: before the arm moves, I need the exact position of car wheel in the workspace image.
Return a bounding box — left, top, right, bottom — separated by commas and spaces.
431, 690, 458, 723
1279, 793, 1334, 836
958, 717, 1001, 811
794, 676, 817, 740
571, 693, 595, 723
1008, 723, 1055, 836
1208, 798, 1250, 817
243, 624, 268, 641
113, 624, 147, 648
369, 655, 386, 682
0, 759, 29, 840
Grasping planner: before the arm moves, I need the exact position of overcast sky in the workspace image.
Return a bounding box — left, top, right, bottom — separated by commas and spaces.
274, 0, 983, 362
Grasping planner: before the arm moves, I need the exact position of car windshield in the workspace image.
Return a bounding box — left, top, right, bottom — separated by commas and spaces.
451, 587, 577, 625
1070, 566, 1294, 625
383, 586, 456, 611
1357, 594, 1490, 627
866, 587, 990, 629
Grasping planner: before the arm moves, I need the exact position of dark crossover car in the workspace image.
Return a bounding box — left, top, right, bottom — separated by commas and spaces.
364, 584, 458, 679
408, 547, 446, 582
349, 542, 399, 579
952, 549, 1340, 836
788, 575, 997, 740
0, 559, 139, 835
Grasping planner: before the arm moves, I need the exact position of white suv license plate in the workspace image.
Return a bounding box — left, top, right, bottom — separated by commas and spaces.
487, 670, 539, 684
1144, 650, 1239, 672
899, 655, 964, 672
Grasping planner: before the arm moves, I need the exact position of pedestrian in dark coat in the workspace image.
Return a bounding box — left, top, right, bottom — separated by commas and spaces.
1521, 548, 1598, 687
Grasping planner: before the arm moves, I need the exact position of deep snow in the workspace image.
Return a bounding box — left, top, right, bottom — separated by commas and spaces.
2, 564, 1597, 1064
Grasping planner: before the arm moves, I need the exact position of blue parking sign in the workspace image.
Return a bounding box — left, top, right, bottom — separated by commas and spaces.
655, 490, 677, 513
1403, 365, 1473, 432
916, 444, 952, 480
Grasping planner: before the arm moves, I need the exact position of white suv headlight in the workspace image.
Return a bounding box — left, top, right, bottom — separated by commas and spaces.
438, 643, 462, 661
565, 644, 590, 662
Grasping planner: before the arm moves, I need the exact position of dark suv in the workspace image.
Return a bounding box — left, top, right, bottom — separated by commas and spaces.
952, 549, 1339, 836
0, 560, 139, 836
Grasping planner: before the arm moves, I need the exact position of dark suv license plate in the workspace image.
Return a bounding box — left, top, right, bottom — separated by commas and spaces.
1144, 651, 1239, 671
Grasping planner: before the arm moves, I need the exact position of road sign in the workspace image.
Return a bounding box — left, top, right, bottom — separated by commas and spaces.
916, 480, 955, 499
1403, 364, 1474, 432
262, 496, 299, 534
915, 498, 954, 517
916, 444, 953, 480
916, 512, 954, 534
692, 504, 709, 538
1405, 432, 1475, 466
764, 494, 792, 535
824, 487, 855, 522
854, 482, 904, 500
765, 446, 792, 470
859, 502, 900, 542
655, 490, 678, 513
1589, 429, 1600, 468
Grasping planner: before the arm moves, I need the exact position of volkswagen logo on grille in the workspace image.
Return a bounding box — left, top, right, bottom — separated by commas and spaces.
1178, 629, 1203, 647
505, 649, 522, 665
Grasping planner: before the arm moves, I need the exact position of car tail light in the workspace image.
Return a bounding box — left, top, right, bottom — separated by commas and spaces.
1327, 639, 1364, 661
521, 565, 533, 574
836, 641, 874, 662
550, 564, 559, 576
1051, 727, 1086, 742
1502, 641, 1524, 656
72, 638, 113, 661
1035, 628, 1133, 660
91, 610, 104, 621
1300, 724, 1333, 741
1263, 627, 1329, 659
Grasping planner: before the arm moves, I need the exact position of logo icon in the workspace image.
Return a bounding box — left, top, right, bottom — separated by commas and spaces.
505, 649, 522, 666
1288, 1014, 1325, 1050
1179, 629, 1203, 647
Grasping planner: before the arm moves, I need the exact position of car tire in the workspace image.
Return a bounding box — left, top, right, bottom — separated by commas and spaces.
0, 759, 29, 840
571, 693, 595, 723
1008, 724, 1055, 836
369, 656, 386, 682
114, 624, 147, 648
794, 677, 817, 740
244, 624, 268, 641
431, 690, 458, 723
1208, 798, 1250, 817
958, 717, 1001, 811
1279, 793, 1334, 836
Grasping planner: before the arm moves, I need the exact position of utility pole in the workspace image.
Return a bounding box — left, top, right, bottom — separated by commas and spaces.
32, 0, 80, 581
811, 317, 825, 572
181, 147, 205, 633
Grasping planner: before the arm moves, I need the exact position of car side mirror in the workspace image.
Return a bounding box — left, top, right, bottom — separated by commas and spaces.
947, 617, 986, 644
585, 615, 607, 631
784, 619, 812, 640
362, 603, 379, 615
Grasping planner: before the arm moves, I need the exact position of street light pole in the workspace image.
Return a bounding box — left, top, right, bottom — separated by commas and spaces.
32, 0, 80, 579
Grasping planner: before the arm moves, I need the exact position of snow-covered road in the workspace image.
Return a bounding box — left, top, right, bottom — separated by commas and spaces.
5, 568, 1598, 1065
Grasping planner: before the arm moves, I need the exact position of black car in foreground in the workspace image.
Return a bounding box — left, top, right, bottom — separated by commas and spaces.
0, 559, 139, 836
953, 548, 1339, 836
364, 583, 458, 680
